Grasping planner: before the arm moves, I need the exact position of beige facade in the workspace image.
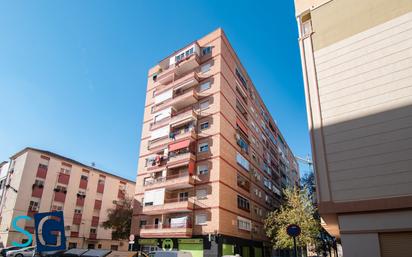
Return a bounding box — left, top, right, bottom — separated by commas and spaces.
294, 0, 412, 256
131, 28, 299, 257
0, 148, 135, 251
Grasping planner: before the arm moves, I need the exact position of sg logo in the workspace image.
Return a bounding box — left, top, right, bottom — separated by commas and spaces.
12, 211, 66, 253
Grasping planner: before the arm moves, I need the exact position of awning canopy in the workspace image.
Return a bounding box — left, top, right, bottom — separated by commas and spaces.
169, 139, 191, 152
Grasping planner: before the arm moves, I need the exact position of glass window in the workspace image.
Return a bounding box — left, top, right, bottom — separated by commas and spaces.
236, 152, 250, 171
196, 189, 207, 199
195, 214, 207, 225
202, 46, 212, 56
200, 63, 211, 73
199, 81, 211, 92
199, 142, 209, 152
200, 121, 210, 130
197, 165, 209, 175
237, 195, 250, 211
199, 100, 209, 110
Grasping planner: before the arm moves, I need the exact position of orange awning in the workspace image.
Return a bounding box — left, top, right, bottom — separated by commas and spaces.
236, 118, 249, 136
169, 139, 191, 152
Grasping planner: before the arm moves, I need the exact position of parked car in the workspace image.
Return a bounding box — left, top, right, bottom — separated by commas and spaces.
148, 251, 192, 257
1, 247, 20, 257
6, 246, 35, 257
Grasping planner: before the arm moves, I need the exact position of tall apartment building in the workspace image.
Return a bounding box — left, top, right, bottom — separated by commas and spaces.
294, 0, 412, 256
0, 147, 135, 251
131, 28, 299, 257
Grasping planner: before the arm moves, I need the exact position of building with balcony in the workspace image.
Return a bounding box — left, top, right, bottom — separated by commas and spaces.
131, 28, 300, 257
0, 147, 135, 251
294, 0, 412, 256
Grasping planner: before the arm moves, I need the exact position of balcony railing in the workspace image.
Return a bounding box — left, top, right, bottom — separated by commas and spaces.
142, 198, 193, 215
140, 222, 192, 238
143, 172, 194, 190
156, 53, 200, 86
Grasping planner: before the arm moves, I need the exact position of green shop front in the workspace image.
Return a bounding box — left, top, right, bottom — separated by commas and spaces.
135, 235, 270, 257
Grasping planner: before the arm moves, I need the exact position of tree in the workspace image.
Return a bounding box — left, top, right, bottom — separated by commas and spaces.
264, 187, 320, 249
102, 197, 133, 240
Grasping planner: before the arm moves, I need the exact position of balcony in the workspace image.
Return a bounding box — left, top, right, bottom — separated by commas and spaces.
148, 128, 196, 150
152, 87, 198, 114
167, 152, 196, 169
140, 223, 192, 238
70, 232, 79, 237
170, 108, 197, 128
156, 52, 200, 86
89, 233, 97, 240
142, 198, 194, 215
144, 172, 194, 190
58, 173, 70, 185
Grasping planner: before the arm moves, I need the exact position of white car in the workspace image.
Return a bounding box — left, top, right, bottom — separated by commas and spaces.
6, 246, 35, 257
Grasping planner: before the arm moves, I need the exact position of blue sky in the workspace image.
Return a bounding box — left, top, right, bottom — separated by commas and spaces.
0, 0, 312, 181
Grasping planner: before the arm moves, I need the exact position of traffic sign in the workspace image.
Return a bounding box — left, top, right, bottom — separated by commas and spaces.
286, 224, 301, 237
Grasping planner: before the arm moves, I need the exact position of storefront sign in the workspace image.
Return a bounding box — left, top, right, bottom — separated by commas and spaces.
138, 239, 158, 245
178, 239, 203, 244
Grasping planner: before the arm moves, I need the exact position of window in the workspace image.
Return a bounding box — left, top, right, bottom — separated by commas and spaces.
236, 152, 250, 171
200, 121, 209, 130
237, 174, 250, 192
52, 205, 63, 211
263, 177, 272, 189
198, 142, 209, 153
195, 213, 207, 225
200, 63, 211, 73
197, 165, 209, 175
199, 81, 211, 92
237, 217, 251, 231
68, 243, 77, 249
60, 167, 71, 174
139, 220, 147, 228
34, 179, 44, 187
237, 195, 250, 211
39, 164, 48, 169
90, 228, 96, 234
202, 46, 212, 56
80, 175, 88, 181
179, 192, 189, 201
29, 201, 39, 211
74, 209, 82, 214
235, 68, 247, 89
196, 189, 207, 199
199, 100, 209, 110
236, 133, 249, 153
